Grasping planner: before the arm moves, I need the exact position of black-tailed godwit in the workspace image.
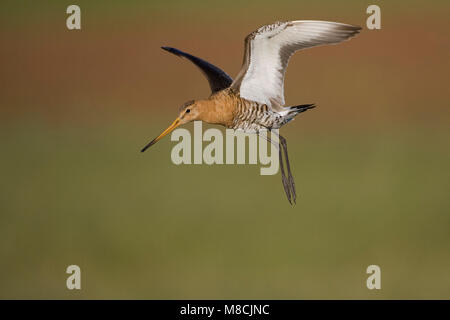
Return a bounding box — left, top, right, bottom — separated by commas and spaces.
141, 20, 361, 204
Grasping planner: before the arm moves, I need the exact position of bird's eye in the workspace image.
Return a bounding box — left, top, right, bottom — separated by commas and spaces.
186, 109, 191, 113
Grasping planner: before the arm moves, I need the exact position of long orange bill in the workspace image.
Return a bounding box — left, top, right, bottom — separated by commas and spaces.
141, 118, 181, 152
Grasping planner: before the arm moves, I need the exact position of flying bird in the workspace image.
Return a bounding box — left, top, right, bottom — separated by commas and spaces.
141, 20, 361, 204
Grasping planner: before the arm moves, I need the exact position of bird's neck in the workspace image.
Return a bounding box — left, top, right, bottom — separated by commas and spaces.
198, 93, 235, 127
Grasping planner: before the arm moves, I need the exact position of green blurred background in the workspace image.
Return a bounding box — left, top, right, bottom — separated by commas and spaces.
1, 0, 449, 299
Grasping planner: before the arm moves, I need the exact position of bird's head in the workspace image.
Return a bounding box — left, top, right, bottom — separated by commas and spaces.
140, 100, 201, 152
177, 100, 201, 125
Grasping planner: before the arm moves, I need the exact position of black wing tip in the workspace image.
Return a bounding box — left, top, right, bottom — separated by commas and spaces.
353, 25, 363, 34
350, 25, 362, 35
161, 46, 183, 56
345, 23, 362, 31
332, 23, 362, 36
161, 45, 233, 93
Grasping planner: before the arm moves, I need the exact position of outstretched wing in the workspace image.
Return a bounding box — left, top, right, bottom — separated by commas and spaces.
162, 46, 233, 94
231, 21, 361, 110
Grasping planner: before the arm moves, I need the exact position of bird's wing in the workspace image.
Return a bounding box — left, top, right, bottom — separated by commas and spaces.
162, 47, 233, 94
231, 21, 361, 110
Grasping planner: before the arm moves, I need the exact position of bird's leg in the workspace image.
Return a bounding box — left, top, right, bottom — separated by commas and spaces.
278, 139, 292, 204
258, 130, 292, 204
279, 135, 297, 204
270, 131, 296, 204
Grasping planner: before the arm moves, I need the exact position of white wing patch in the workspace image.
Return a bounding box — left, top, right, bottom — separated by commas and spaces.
233, 20, 361, 110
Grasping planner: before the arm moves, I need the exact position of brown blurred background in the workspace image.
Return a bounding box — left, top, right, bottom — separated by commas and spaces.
0, 0, 449, 299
